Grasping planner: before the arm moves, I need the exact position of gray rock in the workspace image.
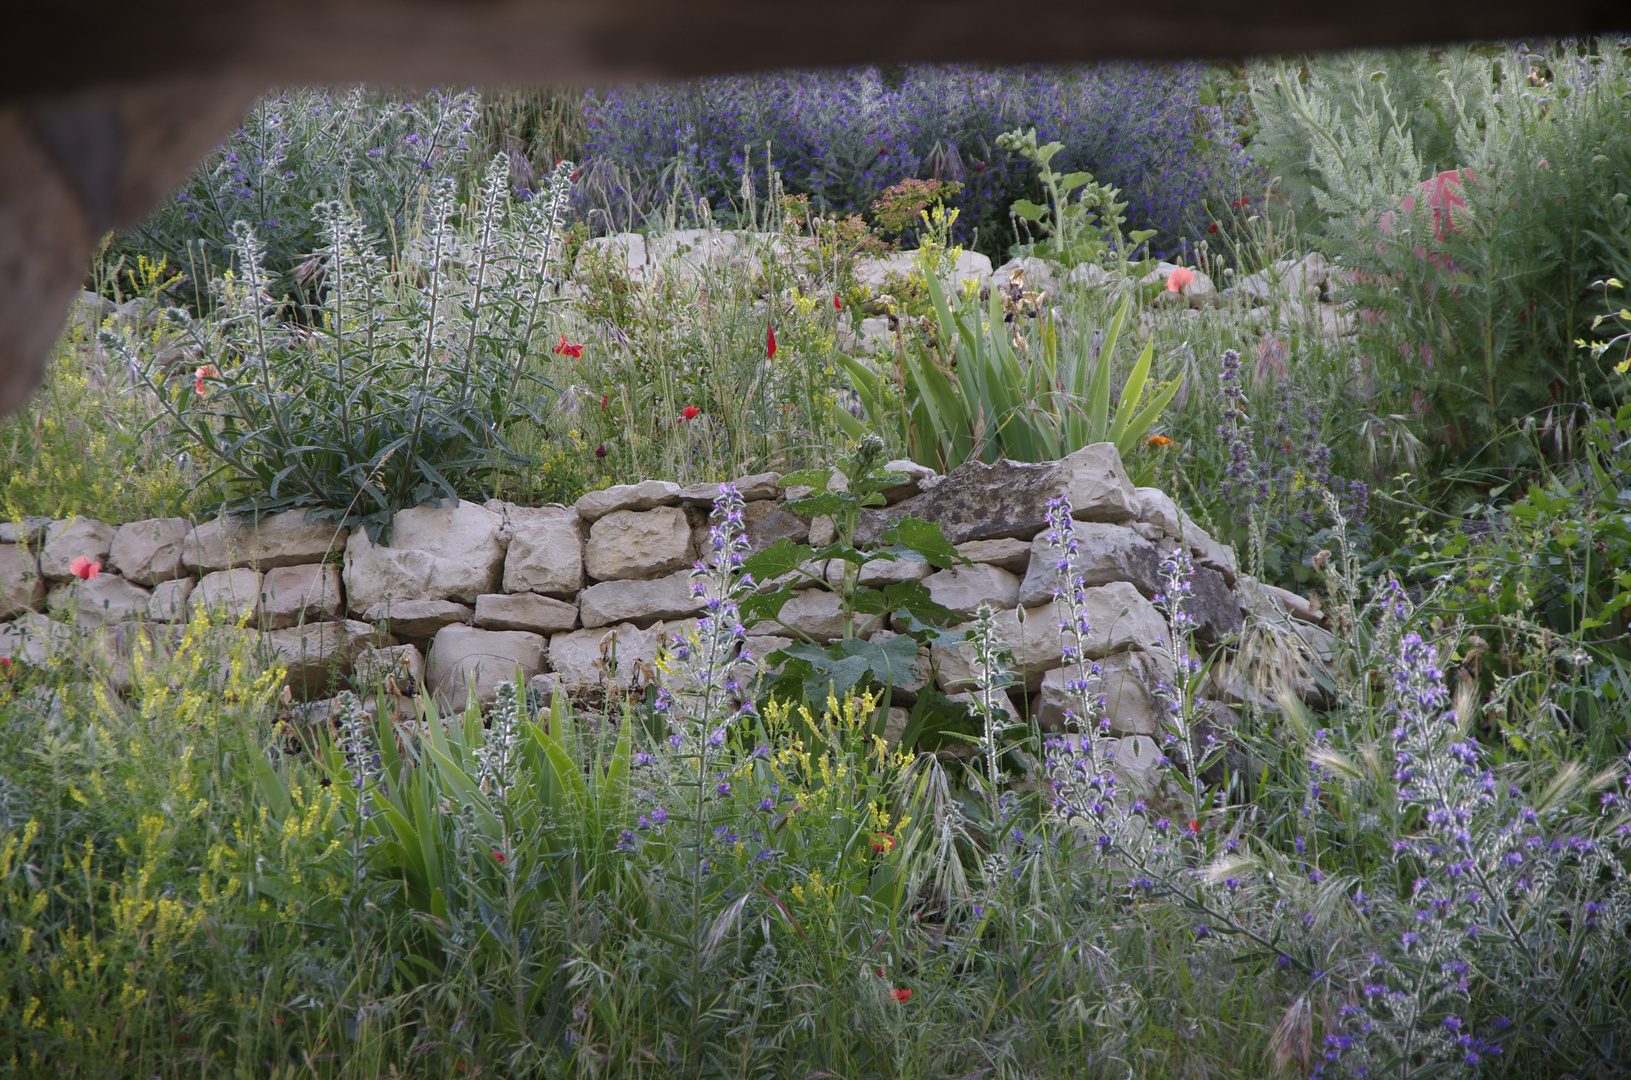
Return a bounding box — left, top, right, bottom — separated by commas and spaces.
499, 505, 584, 599
737, 499, 811, 556
1134, 487, 1182, 536
426, 624, 547, 712
0, 612, 71, 664
579, 570, 707, 629
0, 517, 53, 546
353, 642, 425, 689
856, 441, 1139, 546
924, 563, 1020, 619
39, 517, 116, 581
260, 563, 343, 629
343, 500, 506, 612
147, 577, 195, 622
1184, 565, 1243, 646
879, 459, 938, 504
549, 622, 665, 693
1037, 650, 1175, 735
1177, 510, 1237, 584
755, 588, 883, 644
1017, 522, 1160, 605
266, 619, 386, 701
0, 544, 45, 618
360, 599, 473, 639
190, 568, 263, 624
585, 506, 693, 581
184, 510, 348, 573
474, 592, 579, 634
954, 537, 1033, 573
826, 555, 933, 589
575, 480, 682, 522
48, 574, 152, 626
678, 471, 781, 505
108, 516, 190, 585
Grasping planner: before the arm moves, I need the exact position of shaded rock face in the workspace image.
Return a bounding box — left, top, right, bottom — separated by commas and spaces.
1016, 522, 1160, 606
426, 624, 547, 712
0, 544, 45, 618
184, 510, 346, 574
266, 619, 387, 701
856, 442, 1139, 546
1184, 565, 1243, 646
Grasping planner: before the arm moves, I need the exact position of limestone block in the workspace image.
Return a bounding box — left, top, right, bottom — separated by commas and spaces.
585, 506, 693, 581
108, 516, 189, 585
1056, 443, 1141, 524
825, 555, 933, 589
500, 505, 584, 598
1133, 487, 1182, 536
575, 480, 682, 522
343, 500, 505, 612
190, 568, 263, 624
39, 517, 115, 581
0, 543, 45, 618
678, 471, 781, 505
879, 459, 938, 504
474, 592, 579, 634
954, 538, 1032, 574
48, 575, 152, 626
354, 642, 425, 689
426, 624, 547, 712
184, 510, 347, 573
147, 577, 195, 622
757, 589, 883, 644
265, 619, 384, 701
0, 517, 52, 546
1177, 510, 1237, 585
1038, 650, 1176, 735
549, 622, 665, 692
579, 570, 707, 629
1016, 522, 1160, 605
1184, 565, 1243, 646
360, 599, 473, 639
924, 563, 1020, 620
260, 563, 343, 629
0, 612, 71, 664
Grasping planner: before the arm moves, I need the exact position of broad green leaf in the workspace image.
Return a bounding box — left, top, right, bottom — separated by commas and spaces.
742, 537, 818, 582
878, 514, 967, 569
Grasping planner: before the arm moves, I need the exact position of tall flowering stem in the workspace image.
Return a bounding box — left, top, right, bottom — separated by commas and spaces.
1150, 544, 1219, 833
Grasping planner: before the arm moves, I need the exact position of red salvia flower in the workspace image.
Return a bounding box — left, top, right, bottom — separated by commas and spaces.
194, 364, 219, 397
1188, 819, 1201, 835
492, 849, 508, 865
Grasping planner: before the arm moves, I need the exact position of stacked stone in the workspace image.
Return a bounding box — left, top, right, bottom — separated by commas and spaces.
1, 445, 1334, 781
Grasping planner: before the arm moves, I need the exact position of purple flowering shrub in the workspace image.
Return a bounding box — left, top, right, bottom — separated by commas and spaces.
579, 65, 1258, 260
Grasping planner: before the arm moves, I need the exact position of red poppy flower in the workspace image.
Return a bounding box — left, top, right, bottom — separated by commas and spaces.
872, 833, 895, 854
1207, 223, 1219, 233
601, 394, 609, 412
890, 988, 912, 1003
69, 556, 102, 581
492, 849, 507, 865
766, 324, 777, 359
554, 334, 584, 359
679, 405, 700, 422
833, 294, 842, 310
1166, 267, 1195, 293
194, 364, 219, 397
1187, 819, 1201, 835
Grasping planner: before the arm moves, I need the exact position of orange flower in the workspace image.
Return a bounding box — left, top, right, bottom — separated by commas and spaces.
890, 988, 912, 1003
69, 556, 101, 581
1165, 267, 1195, 293
194, 364, 219, 396
1146, 434, 1173, 448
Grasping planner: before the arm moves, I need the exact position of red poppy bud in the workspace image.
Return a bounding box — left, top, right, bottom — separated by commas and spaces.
833, 294, 842, 310
492, 849, 507, 864
1188, 819, 1201, 835
766, 324, 777, 359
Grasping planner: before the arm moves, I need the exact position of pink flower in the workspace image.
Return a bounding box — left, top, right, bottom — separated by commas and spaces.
679, 405, 700, 422
69, 556, 101, 581
766, 324, 777, 359
1165, 267, 1195, 293
194, 364, 219, 397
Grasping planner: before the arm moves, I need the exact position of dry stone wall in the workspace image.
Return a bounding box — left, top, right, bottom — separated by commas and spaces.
0, 445, 1335, 761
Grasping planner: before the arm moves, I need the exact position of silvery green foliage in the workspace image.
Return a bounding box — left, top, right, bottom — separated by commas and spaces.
476, 680, 523, 806
333, 691, 381, 822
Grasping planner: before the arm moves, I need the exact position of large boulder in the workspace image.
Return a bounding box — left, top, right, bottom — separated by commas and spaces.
39, 517, 116, 581
190, 568, 263, 624
498, 505, 584, 599
359, 598, 473, 639
425, 624, 547, 712
0, 543, 45, 618
108, 516, 189, 585
585, 506, 694, 581
474, 592, 579, 634
574, 480, 682, 522
579, 569, 707, 629
184, 510, 348, 573
923, 563, 1020, 620
260, 563, 343, 630
343, 500, 506, 612
856, 442, 1139, 546
264, 619, 385, 701
48, 575, 152, 626
548, 622, 666, 693
1016, 522, 1160, 605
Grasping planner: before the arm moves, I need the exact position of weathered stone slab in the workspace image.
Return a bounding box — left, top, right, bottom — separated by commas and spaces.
0, 612, 71, 664
109, 516, 189, 585
426, 624, 548, 712
825, 555, 933, 589
354, 642, 425, 689
499, 505, 584, 598
924, 563, 1020, 620
954, 538, 1032, 574
0, 543, 45, 618
1185, 565, 1243, 646
39, 517, 115, 581
474, 592, 579, 634
48, 575, 152, 626
754, 588, 883, 644
184, 510, 347, 573
190, 568, 263, 624
1016, 522, 1160, 605
585, 506, 693, 581
678, 471, 781, 505
549, 622, 664, 692
265, 619, 384, 701
575, 480, 682, 522
260, 563, 343, 629
147, 577, 195, 622
579, 570, 707, 629
360, 599, 472, 639
343, 500, 505, 612
1038, 649, 1176, 735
